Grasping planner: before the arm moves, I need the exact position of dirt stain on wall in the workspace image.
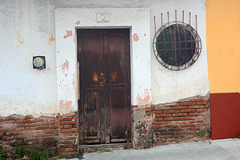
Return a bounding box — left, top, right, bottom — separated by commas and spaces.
48, 29, 53, 45
17, 31, 24, 47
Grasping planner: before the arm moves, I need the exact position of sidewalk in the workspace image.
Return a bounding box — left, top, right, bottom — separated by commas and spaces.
65, 138, 240, 160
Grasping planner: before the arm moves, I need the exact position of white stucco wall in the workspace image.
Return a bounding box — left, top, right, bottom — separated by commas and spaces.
55, 8, 151, 114
0, 0, 208, 117
150, 0, 209, 104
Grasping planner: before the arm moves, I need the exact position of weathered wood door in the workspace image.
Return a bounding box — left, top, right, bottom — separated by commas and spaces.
77, 29, 131, 144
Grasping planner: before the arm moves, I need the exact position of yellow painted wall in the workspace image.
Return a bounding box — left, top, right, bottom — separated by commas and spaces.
206, 0, 240, 93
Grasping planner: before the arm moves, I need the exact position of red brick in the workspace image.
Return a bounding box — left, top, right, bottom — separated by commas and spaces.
155, 106, 171, 110
60, 128, 77, 133
196, 101, 208, 105
59, 133, 74, 136
59, 136, 77, 140
155, 114, 171, 118
153, 118, 163, 122
188, 105, 205, 109
5, 117, 21, 121
25, 123, 37, 127
7, 131, 23, 135
172, 106, 188, 109
63, 117, 73, 121
172, 113, 188, 117
188, 98, 206, 102
179, 109, 196, 113
180, 124, 197, 128
24, 116, 32, 120
189, 113, 205, 116
180, 117, 196, 120
163, 110, 180, 114
49, 125, 58, 129
198, 123, 208, 127
197, 109, 208, 113
38, 122, 56, 126
59, 144, 77, 148
59, 121, 77, 125
24, 119, 38, 123
164, 117, 180, 121
179, 102, 196, 106
25, 130, 43, 134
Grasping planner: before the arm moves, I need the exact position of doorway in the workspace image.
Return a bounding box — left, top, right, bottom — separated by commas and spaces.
77, 29, 131, 144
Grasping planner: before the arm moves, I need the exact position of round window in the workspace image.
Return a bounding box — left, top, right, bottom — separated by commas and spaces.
153, 22, 202, 70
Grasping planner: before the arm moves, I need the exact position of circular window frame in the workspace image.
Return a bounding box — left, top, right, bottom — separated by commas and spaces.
153, 21, 202, 71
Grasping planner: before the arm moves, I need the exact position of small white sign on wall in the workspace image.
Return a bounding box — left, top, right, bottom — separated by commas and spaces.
96, 13, 109, 23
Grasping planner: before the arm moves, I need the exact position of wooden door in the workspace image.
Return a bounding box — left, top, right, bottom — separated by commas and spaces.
77, 29, 131, 144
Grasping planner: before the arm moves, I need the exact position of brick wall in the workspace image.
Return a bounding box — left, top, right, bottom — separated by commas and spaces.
59, 112, 78, 156
151, 96, 210, 145
0, 115, 59, 153
0, 112, 78, 156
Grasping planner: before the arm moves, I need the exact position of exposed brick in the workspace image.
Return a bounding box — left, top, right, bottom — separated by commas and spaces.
59, 121, 77, 125
164, 117, 180, 121
60, 128, 77, 133
172, 106, 188, 109
188, 105, 205, 109
163, 110, 180, 114
171, 113, 188, 117
155, 114, 171, 118
197, 109, 208, 112
5, 117, 22, 121
179, 102, 196, 106
196, 101, 208, 105
153, 118, 163, 122
179, 109, 196, 113
155, 106, 172, 110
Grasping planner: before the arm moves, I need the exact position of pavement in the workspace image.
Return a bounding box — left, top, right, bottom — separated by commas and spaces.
62, 138, 240, 160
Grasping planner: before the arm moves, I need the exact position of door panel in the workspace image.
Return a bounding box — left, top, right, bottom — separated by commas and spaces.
78, 29, 131, 144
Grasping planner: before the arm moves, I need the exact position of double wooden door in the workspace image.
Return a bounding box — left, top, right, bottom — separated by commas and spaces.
77, 29, 131, 144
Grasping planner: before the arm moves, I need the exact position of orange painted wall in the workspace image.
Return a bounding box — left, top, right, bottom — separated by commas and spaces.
206, 0, 240, 93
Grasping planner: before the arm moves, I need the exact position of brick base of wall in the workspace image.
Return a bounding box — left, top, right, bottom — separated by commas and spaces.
0, 112, 78, 156
151, 95, 210, 145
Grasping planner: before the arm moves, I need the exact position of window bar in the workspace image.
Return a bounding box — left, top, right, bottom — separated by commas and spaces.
154, 16, 156, 34
189, 12, 191, 25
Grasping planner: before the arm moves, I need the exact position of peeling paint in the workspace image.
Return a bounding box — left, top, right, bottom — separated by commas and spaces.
111, 72, 117, 81
17, 31, 24, 47
93, 72, 98, 82
137, 89, 150, 106
75, 21, 80, 25
63, 30, 73, 39
62, 60, 69, 71
133, 33, 139, 42
59, 100, 73, 114
48, 29, 53, 45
